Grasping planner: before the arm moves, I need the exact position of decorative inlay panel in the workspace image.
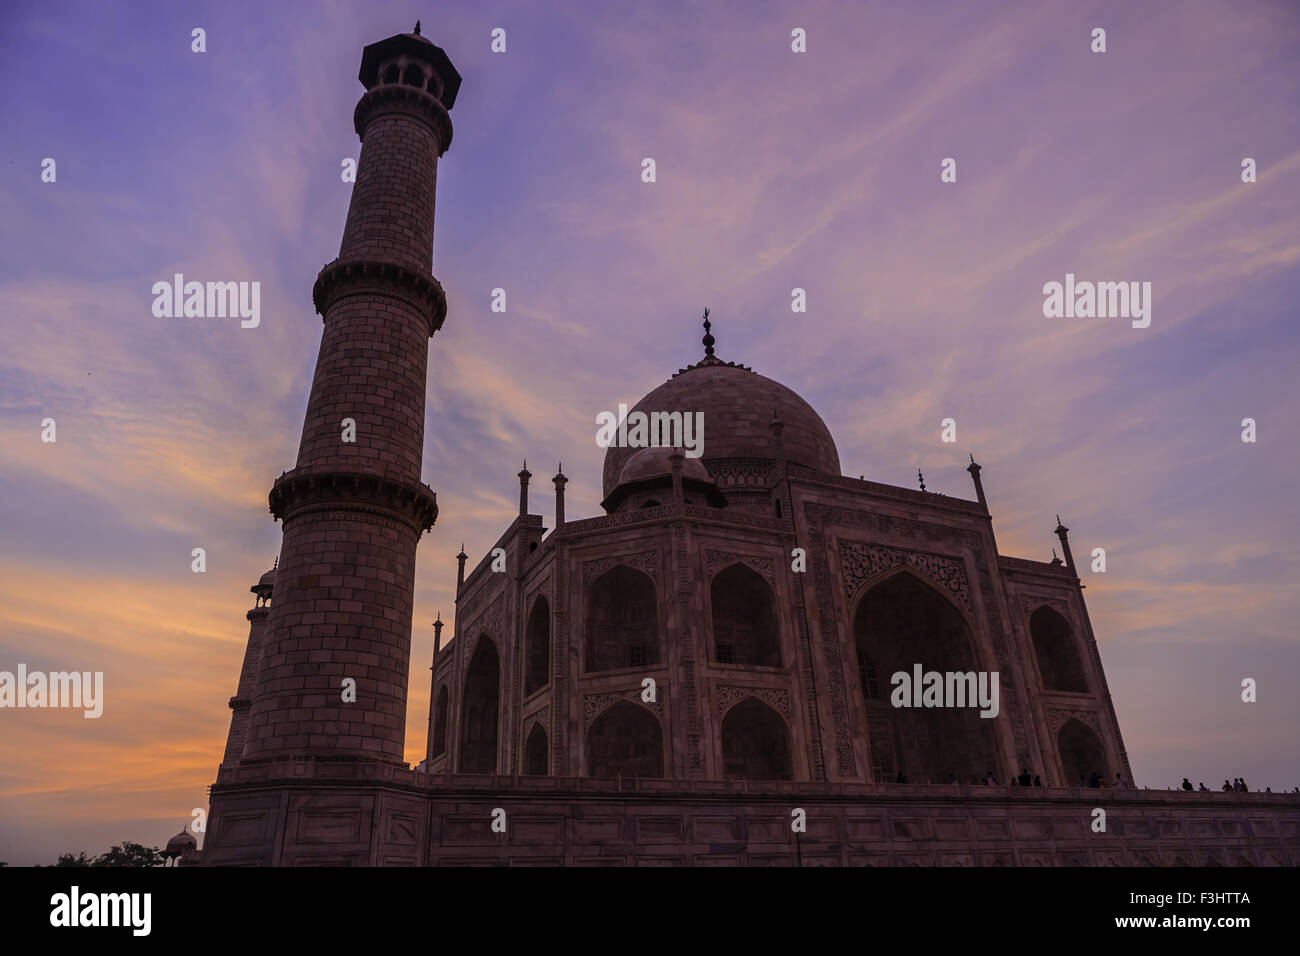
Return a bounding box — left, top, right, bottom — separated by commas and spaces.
705, 549, 776, 583
583, 688, 664, 729
583, 550, 658, 585
1047, 708, 1100, 736
1021, 595, 1071, 616
716, 685, 791, 717
839, 541, 972, 612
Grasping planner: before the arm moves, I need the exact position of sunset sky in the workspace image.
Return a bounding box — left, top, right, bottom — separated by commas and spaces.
1, 0, 1297, 865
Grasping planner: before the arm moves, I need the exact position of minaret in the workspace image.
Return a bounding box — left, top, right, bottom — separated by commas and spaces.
219, 561, 277, 769
966, 454, 987, 511
517, 460, 532, 517
424, 612, 444, 766
239, 29, 460, 767
1054, 514, 1075, 573
552, 463, 567, 528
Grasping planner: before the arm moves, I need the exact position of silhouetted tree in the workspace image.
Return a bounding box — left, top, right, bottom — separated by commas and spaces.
51, 842, 162, 867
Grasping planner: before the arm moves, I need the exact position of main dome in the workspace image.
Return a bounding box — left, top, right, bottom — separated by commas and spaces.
601, 360, 841, 500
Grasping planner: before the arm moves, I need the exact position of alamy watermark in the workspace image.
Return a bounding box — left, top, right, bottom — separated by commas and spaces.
595, 404, 704, 458
1042, 273, 1151, 329
151, 273, 260, 328
890, 664, 999, 718
0, 665, 103, 717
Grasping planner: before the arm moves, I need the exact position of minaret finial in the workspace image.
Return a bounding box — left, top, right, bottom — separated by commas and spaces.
272, 556, 278, 570
917, 469, 927, 492
414, 20, 421, 35
702, 307, 715, 358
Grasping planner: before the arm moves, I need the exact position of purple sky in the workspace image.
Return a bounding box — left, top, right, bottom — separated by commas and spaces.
1, 0, 1297, 865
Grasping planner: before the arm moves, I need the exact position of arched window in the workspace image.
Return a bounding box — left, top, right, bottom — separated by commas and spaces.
523, 723, 548, 775
1058, 718, 1106, 785
432, 686, 448, 756
1030, 606, 1088, 693
585, 566, 659, 672
524, 595, 550, 696
711, 563, 780, 666
403, 63, 424, 87
458, 637, 499, 773
853, 571, 998, 784
382, 63, 399, 84
721, 698, 793, 780
587, 701, 663, 777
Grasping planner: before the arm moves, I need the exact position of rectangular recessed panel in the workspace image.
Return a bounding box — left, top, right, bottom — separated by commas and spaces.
511, 817, 564, 845
298, 809, 364, 843
220, 811, 270, 847
634, 817, 684, 843
747, 817, 787, 841
974, 818, 1010, 840
935, 818, 971, 841
692, 816, 740, 842
441, 815, 497, 845
1013, 817, 1049, 839
386, 813, 419, 844
846, 818, 886, 841
892, 817, 931, 840
574, 818, 623, 843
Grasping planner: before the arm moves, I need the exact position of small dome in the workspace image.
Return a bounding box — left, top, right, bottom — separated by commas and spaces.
618, 446, 711, 486
165, 829, 197, 856
257, 568, 276, 588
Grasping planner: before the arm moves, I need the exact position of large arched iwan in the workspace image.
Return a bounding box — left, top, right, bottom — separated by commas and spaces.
853, 570, 1000, 784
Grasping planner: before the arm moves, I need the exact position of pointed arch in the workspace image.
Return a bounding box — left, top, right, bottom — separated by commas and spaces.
523, 722, 548, 776
711, 563, 781, 666
585, 565, 659, 672
721, 697, 792, 780
1057, 717, 1106, 785
1029, 605, 1088, 693
458, 636, 500, 773
524, 594, 550, 696
432, 686, 448, 757
586, 700, 663, 777
852, 569, 998, 784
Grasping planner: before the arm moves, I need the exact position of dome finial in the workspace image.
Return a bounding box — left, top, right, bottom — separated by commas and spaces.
917, 468, 927, 492
414, 20, 421, 35
701, 307, 715, 358
272, 556, 278, 570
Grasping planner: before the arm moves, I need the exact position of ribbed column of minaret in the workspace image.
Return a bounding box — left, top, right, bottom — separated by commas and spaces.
241, 34, 458, 765
220, 569, 275, 768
